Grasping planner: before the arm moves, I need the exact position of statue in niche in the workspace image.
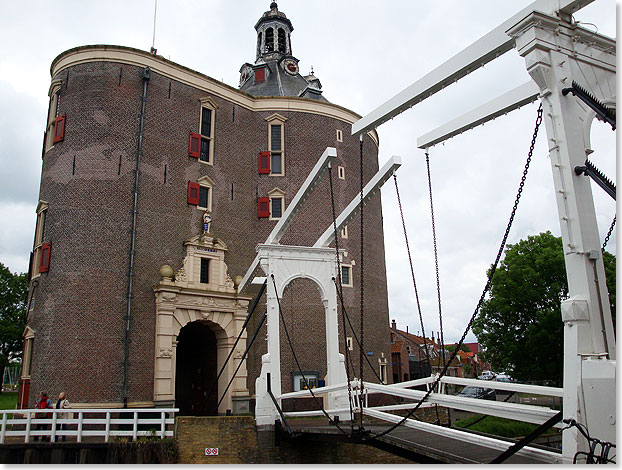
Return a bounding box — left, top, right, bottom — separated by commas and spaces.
203, 211, 212, 234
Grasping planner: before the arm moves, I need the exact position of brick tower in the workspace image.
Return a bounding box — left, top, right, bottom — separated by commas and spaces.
19, 2, 392, 414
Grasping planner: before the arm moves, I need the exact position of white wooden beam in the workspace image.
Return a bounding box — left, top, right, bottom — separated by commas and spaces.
351, 0, 595, 136
417, 81, 540, 149
313, 156, 402, 248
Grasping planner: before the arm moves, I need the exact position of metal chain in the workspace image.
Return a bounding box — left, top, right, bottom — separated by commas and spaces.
393, 174, 432, 370
425, 152, 445, 367
328, 164, 355, 427
358, 136, 365, 429
365, 102, 544, 443
602, 215, 616, 251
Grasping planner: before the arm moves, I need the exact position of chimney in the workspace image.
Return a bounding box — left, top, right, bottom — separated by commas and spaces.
391, 319, 396, 330
406, 325, 409, 334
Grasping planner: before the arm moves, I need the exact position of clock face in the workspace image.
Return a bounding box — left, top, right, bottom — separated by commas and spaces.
284, 60, 299, 75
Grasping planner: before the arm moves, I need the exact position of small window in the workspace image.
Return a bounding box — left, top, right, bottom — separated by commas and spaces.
44, 81, 62, 152
200, 258, 210, 284
379, 363, 387, 385
338, 166, 345, 180
198, 186, 209, 209
292, 372, 318, 392
341, 265, 352, 287
277, 28, 286, 53
346, 337, 353, 351
268, 188, 285, 220
336, 129, 343, 142
341, 225, 348, 239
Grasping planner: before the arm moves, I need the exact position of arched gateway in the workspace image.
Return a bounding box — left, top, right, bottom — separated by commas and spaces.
153, 233, 252, 415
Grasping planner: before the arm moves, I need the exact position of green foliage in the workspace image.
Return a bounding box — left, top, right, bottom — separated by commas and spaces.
0, 263, 27, 373
472, 232, 615, 384
454, 414, 556, 438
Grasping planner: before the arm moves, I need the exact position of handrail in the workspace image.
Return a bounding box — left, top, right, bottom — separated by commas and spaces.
0, 408, 178, 444
439, 376, 563, 397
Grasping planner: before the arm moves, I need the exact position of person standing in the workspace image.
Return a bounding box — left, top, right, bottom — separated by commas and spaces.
54, 392, 71, 442
33, 391, 53, 442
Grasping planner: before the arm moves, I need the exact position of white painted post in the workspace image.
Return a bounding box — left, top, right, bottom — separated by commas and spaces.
160, 411, 166, 439
0, 412, 7, 444
25, 411, 31, 443
77, 412, 83, 443
105, 412, 111, 442
51, 410, 57, 442
133, 412, 138, 441
507, 12, 617, 462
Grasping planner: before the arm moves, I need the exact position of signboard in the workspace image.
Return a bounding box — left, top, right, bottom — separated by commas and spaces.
205, 448, 219, 456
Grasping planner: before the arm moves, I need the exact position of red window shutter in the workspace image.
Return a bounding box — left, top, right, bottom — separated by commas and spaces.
187, 182, 200, 205
40, 242, 52, 273
53, 115, 66, 143
255, 68, 265, 83
188, 132, 201, 158
258, 151, 271, 174
257, 197, 270, 218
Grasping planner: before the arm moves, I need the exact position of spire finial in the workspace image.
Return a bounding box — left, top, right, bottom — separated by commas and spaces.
270, 1, 278, 10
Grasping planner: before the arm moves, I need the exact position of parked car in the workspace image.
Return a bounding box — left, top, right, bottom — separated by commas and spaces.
477, 370, 496, 380
495, 373, 513, 382
458, 386, 496, 400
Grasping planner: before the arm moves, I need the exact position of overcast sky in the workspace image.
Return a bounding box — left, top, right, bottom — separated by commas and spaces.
0, 0, 616, 344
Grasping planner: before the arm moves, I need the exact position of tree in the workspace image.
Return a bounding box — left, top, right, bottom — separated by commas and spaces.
0, 263, 28, 392
472, 232, 616, 385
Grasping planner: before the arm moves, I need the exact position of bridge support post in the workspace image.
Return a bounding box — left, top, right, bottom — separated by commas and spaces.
508, 12, 616, 463
254, 244, 350, 426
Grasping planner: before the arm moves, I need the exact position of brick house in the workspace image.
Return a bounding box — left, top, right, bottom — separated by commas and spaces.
19, 2, 392, 414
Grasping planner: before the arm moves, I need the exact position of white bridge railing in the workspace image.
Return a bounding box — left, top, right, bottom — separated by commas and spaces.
0, 408, 178, 444
277, 375, 564, 463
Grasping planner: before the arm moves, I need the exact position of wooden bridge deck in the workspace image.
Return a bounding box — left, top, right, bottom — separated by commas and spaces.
286, 422, 562, 464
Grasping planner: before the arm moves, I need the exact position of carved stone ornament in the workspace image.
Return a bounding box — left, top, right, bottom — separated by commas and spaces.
174, 266, 186, 283
161, 292, 177, 301
157, 348, 173, 358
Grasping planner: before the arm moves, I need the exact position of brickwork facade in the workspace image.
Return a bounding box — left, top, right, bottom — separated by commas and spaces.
22, 41, 391, 410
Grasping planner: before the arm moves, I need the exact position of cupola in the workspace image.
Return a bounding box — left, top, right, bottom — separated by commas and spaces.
254, 2, 294, 62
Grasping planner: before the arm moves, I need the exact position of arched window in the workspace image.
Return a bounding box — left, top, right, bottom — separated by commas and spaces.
257, 32, 262, 55
265, 28, 274, 52
278, 28, 286, 53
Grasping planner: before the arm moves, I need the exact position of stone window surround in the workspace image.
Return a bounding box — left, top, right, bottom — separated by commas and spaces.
338, 165, 345, 180
341, 264, 353, 288
268, 187, 285, 221
21, 326, 36, 379
195, 175, 215, 212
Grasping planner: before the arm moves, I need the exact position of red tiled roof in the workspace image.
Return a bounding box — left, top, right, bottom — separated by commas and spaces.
391, 341, 404, 354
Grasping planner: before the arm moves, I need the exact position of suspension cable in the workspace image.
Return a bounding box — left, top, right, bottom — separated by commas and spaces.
602, 215, 616, 251
425, 152, 446, 367
327, 164, 355, 428
364, 102, 543, 443
271, 274, 350, 436
358, 135, 365, 431
393, 174, 433, 373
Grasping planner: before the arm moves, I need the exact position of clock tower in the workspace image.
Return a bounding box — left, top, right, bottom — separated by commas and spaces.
239, 2, 326, 101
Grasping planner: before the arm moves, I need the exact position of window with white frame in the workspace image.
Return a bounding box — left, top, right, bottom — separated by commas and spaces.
45, 80, 63, 152
346, 336, 353, 351
199, 99, 216, 164
340, 225, 348, 239
336, 129, 343, 142
196, 175, 215, 211
266, 114, 286, 176
31, 201, 49, 278
338, 166, 345, 180
341, 264, 352, 287
292, 371, 319, 392
268, 188, 285, 220
379, 353, 388, 385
